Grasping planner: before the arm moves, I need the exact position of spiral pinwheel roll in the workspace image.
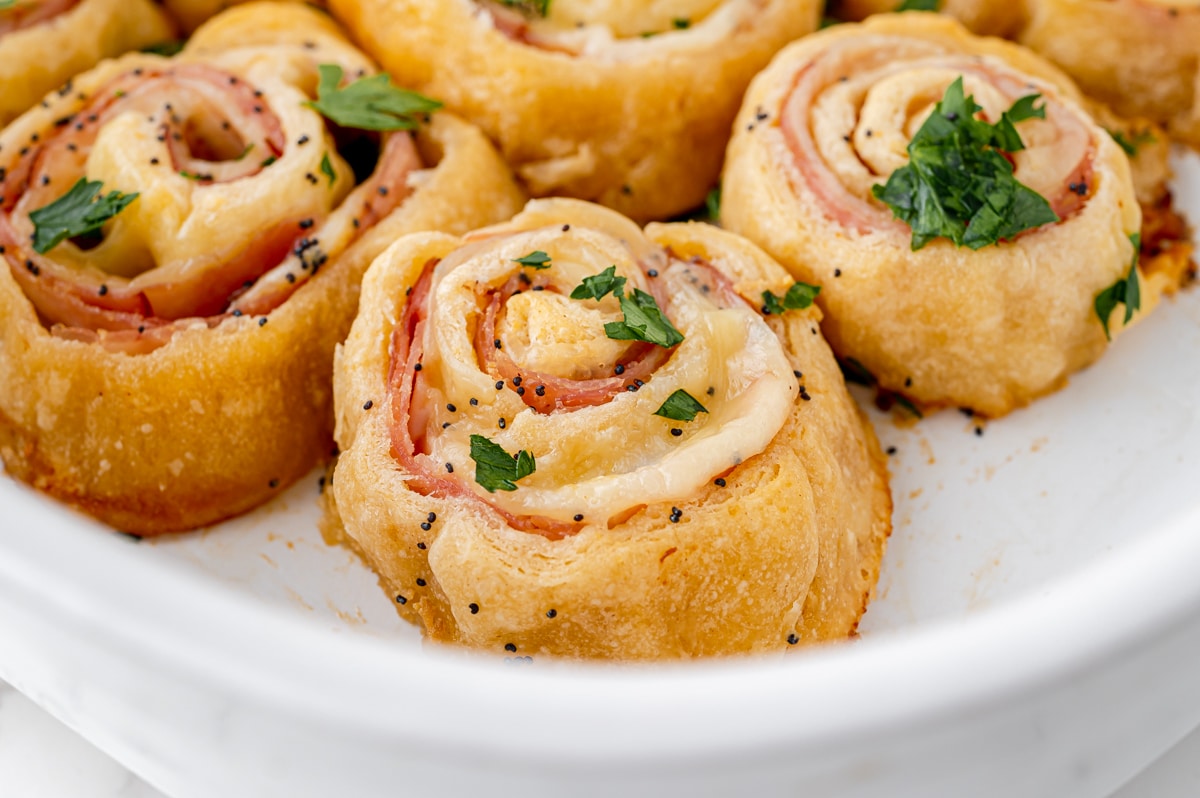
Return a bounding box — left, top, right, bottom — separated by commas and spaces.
324, 198, 891, 660
1020, 0, 1200, 149
326, 0, 819, 222
720, 14, 1180, 418
827, 0, 1025, 35
0, 0, 174, 126
0, 2, 524, 534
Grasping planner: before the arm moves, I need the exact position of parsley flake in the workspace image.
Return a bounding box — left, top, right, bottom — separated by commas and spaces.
320, 152, 336, 186
498, 0, 550, 16
705, 186, 722, 223
672, 17, 691, 29
305, 64, 441, 132
897, 0, 939, 10
654, 389, 708, 422
762, 281, 821, 315
1108, 129, 1156, 157
513, 250, 551, 269
29, 178, 139, 254
470, 434, 536, 493
141, 40, 185, 57
605, 288, 684, 348
871, 77, 1059, 251
1094, 233, 1142, 341
570, 265, 625, 300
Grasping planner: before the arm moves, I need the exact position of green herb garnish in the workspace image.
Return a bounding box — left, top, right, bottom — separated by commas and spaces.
305, 64, 441, 131
141, 40, 186, 57
672, 17, 691, 29
654, 389, 708, 422
497, 0, 550, 17
513, 250, 551, 269
1108, 129, 1156, 157
706, 186, 721, 223
29, 178, 139, 254
605, 288, 684, 348
872, 77, 1059, 251
470, 434, 536, 493
897, 0, 939, 10
320, 152, 335, 186
570, 265, 625, 300
260, 156, 277, 168
762, 281, 821, 315
1094, 233, 1142, 341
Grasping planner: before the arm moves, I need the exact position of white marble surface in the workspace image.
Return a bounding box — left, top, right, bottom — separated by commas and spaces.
0, 678, 1196, 798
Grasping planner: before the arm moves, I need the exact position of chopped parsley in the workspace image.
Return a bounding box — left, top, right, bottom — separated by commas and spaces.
569, 265, 625, 300
141, 40, 186, 57
305, 64, 441, 131
705, 186, 721, 223
605, 288, 684, 348
497, 0, 550, 16
897, 0, 939, 10
1108, 129, 1156, 157
672, 18, 691, 29
762, 281, 821, 315
572, 266, 683, 347
513, 250, 551, 269
260, 156, 278, 168
29, 178, 139, 254
470, 434, 536, 493
1094, 233, 1142, 341
320, 152, 335, 186
872, 77, 1059, 251
654, 389, 708, 422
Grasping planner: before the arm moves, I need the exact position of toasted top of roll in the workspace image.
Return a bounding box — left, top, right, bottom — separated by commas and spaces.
721, 14, 1152, 417
327, 198, 893, 658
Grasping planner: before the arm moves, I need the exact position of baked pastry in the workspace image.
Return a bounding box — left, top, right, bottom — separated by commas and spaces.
0, 2, 524, 534
827, 0, 1025, 35
323, 198, 892, 659
163, 0, 319, 33
0, 0, 174, 126
1020, 0, 1200, 150
326, 0, 820, 222
722, 14, 1181, 418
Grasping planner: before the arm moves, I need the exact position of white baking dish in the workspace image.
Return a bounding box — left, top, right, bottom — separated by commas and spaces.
1, 154, 1198, 798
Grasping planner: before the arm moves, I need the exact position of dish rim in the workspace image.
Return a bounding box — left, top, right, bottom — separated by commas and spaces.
3, 475, 1199, 762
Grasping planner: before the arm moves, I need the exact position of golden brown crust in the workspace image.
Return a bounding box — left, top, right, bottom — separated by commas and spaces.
1020, 0, 1200, 149
0, 0, 174, 126
0, 3, 525, 534
325, 199, 891, 659
326, 0, 820, 222
722, 14, 1151, 418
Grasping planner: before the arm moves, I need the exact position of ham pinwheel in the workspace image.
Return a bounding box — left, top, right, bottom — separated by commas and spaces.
827, 0, 1025, 36
721, 14, 1186, 418
1020, 0, 1200, 150
323, 198, 892, 659
0, 0, 174, 126
325, 0, 820, 222
0, 2, 524, 534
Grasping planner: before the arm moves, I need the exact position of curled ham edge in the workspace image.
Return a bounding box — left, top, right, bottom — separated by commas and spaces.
0, 63, 420, 354
0, 0, 81, 38
386, 245, 747, 539
780, 52, 1097, 239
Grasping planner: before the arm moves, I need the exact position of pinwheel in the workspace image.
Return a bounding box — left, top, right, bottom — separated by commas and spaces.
0, 2, 524, 533
324, 198, 892, 659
